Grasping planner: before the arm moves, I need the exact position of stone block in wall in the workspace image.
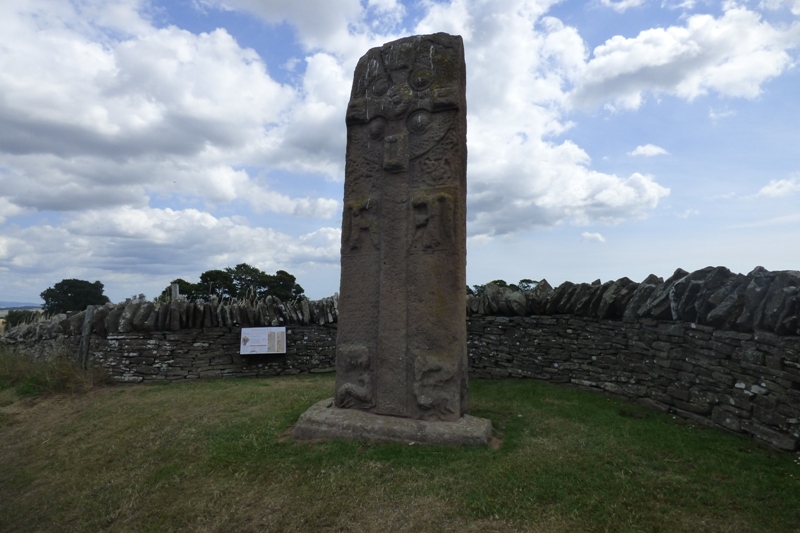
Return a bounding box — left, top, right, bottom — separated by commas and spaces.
623, 274, 662, 319
753, 404, 790, 427
574, 282, 611, 317
637, 397, 670, 412
242, 300, 255, 327
666, 386, 691, 402
597, 277, 638, 319
673, 398, 713, 415
741, 419, 797, 450
525, 279, 553, 315
671, 266, 721, 322
91, 303, 114, 337
754, 271, 800, 332
705, 279, 747, 329
130, 302, 155, 331
734, 267, 776, 333
712, 406, 743, 432
105, 305, 125, 334
545, 282, 574, 315
692, 267, 740, 324
638, 268, 688, 320
155, 303, 169, 331
191, 302, 203, 329
670, 407, 718, 429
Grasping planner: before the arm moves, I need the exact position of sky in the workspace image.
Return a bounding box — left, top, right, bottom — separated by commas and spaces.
1, 0, 799, 305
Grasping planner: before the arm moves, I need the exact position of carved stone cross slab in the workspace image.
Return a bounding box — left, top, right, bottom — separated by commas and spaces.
294, 33, 491, 445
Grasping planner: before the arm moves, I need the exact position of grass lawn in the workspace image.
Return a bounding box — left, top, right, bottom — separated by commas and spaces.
1, 357, 799, 532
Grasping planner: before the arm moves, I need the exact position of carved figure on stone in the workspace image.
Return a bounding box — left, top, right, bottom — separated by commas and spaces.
335, 345, 374, 409
343, 199, 380, 251
413, 353, 457, 421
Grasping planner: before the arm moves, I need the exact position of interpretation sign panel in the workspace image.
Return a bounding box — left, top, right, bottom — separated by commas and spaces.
240, 327, 286, 354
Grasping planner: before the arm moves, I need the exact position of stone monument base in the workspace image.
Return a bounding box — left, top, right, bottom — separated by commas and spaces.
292, 398, 492, 446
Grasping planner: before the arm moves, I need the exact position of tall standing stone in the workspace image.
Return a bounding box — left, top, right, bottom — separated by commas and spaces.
293, 33, 490, 445
336, 32, 468, 422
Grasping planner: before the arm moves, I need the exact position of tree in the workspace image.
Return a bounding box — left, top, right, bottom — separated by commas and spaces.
226, 263, 270, 300
198, 269, 236, 300
517, 279, 537, 291
269, 269, 305, 301
40, 279, 110, 315
162, 264, 305, 303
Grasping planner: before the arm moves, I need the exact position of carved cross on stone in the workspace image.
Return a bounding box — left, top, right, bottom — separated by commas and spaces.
294, 33, 491, 445
336, 32, 469, 422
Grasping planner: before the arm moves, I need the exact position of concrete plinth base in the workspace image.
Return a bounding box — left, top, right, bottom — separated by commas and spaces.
292, 398, 493, 446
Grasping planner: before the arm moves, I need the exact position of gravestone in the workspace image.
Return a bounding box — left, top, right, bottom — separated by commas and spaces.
293, 33, 491, 445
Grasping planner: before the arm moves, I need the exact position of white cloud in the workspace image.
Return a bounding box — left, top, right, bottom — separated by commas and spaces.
0, 0, 348, 218
676, 208, 700, 218
570, 6, 800, 110
0, 197, 29, 223
581, 231, 607, 243
600, 0, 647, 13
196, 0, 363, 51
756, 176, 800, 197
415, 0, 669, 237
0, 206, 341, 300
709, 107, 736, 121
760, 0, 800, 15
629, 144, 670, 156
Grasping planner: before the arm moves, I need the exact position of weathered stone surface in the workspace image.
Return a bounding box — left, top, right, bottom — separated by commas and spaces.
526, 279, 553, 315
546, 281, 575, 315
132, 302, 155, 331
597, 277, 638, 319
118, 301, 140, 333
293, 398, 492, 446
672, 266, 723, 322
334, 33, 470, 424
623, 274, 662, 319
704, 274, 748, 328
639, 268, 688, 320
105, 305, 125, 334
734, 267, 777, 332
756, 271, 800, 333
692, 267, 737, 323
91, 303, 114, 337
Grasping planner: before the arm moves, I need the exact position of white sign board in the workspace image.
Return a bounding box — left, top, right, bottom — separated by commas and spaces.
240, 327, 286, 354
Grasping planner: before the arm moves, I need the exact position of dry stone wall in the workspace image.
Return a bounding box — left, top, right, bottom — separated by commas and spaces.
2, 266, 798, 450
467, 315, 800, 451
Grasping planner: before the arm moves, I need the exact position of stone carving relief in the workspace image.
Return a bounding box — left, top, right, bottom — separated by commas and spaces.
411, 192, 455, 252
342, 199, 379, 252
413, 353, 457, 421
336, 344, 374, 409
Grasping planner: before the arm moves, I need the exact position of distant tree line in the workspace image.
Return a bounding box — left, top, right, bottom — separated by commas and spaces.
468, 278, 537, 296
4, 309, 42, 331
162, 263, 304, 303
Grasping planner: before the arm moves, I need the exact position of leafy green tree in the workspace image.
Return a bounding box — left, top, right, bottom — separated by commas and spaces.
226, 263, 270, 300
164, 264, 305, 303
198, 269, 236, 300
40, 279, 110, 315
268, 269, 305, 301
517, 279, 536, 291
